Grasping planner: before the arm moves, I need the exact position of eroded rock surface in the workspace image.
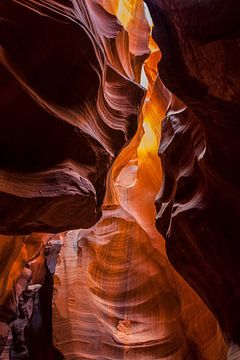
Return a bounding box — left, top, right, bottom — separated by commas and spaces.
0, 1, 239, 359
0, 234, 64, 359
0, 0, 144, 234
146, 0, 240, 343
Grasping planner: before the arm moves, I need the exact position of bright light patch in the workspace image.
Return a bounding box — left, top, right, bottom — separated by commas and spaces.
143, 2, 153, 28
140, 65, 148, 89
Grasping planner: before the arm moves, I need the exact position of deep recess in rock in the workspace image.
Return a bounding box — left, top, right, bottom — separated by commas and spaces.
0, 0, 239, 359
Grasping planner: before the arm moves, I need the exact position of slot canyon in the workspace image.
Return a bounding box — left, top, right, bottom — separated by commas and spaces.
0, 0, 239, 359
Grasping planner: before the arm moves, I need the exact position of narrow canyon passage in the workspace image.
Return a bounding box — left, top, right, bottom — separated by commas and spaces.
51, 5, 226, 358
0, 1, 239, 359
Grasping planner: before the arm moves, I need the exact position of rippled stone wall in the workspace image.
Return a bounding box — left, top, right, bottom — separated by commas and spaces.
0, 0, 239, 359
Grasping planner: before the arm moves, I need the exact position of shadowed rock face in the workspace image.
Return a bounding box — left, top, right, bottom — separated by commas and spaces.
145, 0, 240, 343
51, 4, 227, 354
0, 234, 64, 359
0, 0, 239, 359
0, 0, 144, 234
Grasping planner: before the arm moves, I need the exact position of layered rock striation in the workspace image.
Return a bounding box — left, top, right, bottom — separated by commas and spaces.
0, 0, 144, 234
146, 0, 240, 345
0, 0, 239, 359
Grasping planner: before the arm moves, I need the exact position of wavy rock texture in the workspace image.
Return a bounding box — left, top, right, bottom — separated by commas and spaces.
145, 0, 240, 351
0, 0, 144, 234
0, 233, 64, 359
0, 0, 238, 359
52, 2, 227, 358
53, 209, 226, 359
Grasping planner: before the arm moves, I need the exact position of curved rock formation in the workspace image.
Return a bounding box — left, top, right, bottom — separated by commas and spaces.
52, 3, 227, 357
0, 0, 144, 234
0, 233, 63, 359
53, 207, 226, 359
145, 0, 240, 346
1, 0, 239, 359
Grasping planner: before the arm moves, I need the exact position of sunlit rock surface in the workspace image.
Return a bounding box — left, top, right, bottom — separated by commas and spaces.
0, 0, 239, 359
145, 0, 240, 347
53, 210, 226, 359
52, 2, 227, 358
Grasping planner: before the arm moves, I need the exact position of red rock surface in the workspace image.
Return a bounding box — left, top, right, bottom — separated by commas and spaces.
0, 0, 239, 359
0, 0, 144, 234
146, 0, 240, 347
